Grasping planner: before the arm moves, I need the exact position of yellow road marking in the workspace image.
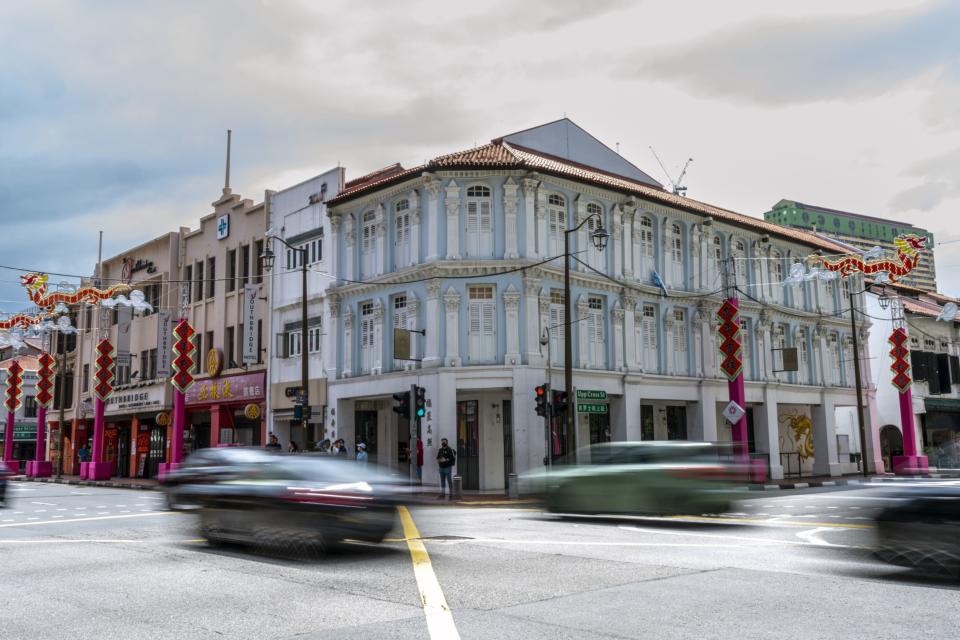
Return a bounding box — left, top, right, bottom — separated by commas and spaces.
0, 511, 179, 528
398, 506, 460, 640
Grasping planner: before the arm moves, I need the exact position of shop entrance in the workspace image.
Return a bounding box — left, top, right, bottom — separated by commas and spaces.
115, 426, 131, 478
588, 412, 611, 445
456, 400, 479, 490
146, 425, 167, 479
879, 425, 903, 473
355, 410, 378, 465
666, 406, 688, 440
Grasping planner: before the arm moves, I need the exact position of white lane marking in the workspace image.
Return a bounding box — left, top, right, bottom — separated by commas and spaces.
826, 506, 838, 510
55, 508, 67, 512
0, 512, 178, 528
120, 510, 130, 513
428, 538, 743, 548
620, 525, 855, 549
12, 511, 23, 515
796, 527, 844, 547
31, 501, 56, 506
52, 516, 64, 519
69, 492, 92, 495
96, 512, 109, 515
27, 517, 39, 521
34, 510, 47, 513
0, 539, 140, 544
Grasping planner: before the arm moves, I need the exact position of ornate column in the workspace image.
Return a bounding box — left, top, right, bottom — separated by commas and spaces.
577, 295, 589, 368
324, 296, 340, 379
665, 311, 677, 376
575, 196, 588, 272
692, 225, 705, 290
813, 322, 827, 386
445, 180, 461, 260
693, 303, 708, 378
343, 214, 355, 282
372, 300, 384, 375
622, 207, 635, 278
758, 312, 774, 382
522, 176, 540, 259
503, 284, 521, 365
613, 301, 625, 371
524, 277, 543, 366
423, 281, 442, 368
503, 178, 519, 259
623, 294, 639, 372
329, 216, 341, 282
342, 307, 354, 378
409, 190, 421, 266
632, 216, 643, 282
535, 189, 547, 259
538, 289, 551, 357
443, 287, 461, 367
612, 206, 624, 279
424, 176, 441, 262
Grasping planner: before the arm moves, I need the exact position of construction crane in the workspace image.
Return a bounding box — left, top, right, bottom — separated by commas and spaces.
649, 146, 693, 197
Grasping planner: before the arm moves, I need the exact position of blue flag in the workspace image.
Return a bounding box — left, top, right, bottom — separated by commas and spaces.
651, 271, 668, 297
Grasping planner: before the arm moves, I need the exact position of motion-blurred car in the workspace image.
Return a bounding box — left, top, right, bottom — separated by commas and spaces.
161, 448, 406, 553
520, 441, 749, 516
0, 462, 13, 507
874, 486, 960, 577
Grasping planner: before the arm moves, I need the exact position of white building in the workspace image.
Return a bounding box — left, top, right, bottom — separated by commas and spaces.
865, 282, 960, 470
265, 167, 345, 448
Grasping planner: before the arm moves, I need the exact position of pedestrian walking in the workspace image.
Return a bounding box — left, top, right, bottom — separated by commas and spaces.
287, 441, 300, 453
78, 443, 90, 463
336, 439, 348, 457
436, 438, 456, 500
356, 442, 368, 466
264, 434, 282, 451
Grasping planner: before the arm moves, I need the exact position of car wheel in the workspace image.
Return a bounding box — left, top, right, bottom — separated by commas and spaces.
199, 513, 227, 547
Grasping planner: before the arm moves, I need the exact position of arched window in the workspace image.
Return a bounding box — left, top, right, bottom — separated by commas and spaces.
741, 318, 752, 380
769, 251, 784, 303
465, 185, 492, 257
732, 239, 748, 288
547, 194, 566, 260
641, 304, 658, 373
669, 223, 684, 287
361, 210, 377, 276
585, 203, 604, 271
395, 199, 410, 268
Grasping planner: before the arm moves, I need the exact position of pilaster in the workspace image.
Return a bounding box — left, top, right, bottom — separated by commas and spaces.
613, 301, 625, 371
623, 294, 639, 372
522, 176, 540, 259
443, 287, 461, 367
409, 190, 421, 266
324, 296, 340, 379
425, 177, 441, 262
612, 205, 624, 279
577, 295, 589, 368
342, 307, 354, 378
344, 214, 355, 282
503, 177, 519, 259
524, 276, 544, 366
503, 284, 521, 365
372, 300, 384, 375
423, 281, 442, 368
445, 180, 461, 260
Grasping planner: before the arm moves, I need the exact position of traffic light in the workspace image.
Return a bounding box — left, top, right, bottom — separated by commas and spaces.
535, 385, 548, 417
392, 391, 411, 419
414, 386, 426, 419
552, 390, 568, 416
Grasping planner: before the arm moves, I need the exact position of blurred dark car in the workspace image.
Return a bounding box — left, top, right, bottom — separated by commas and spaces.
874, 486, 960, 577
520, 441, 750, 516
161, 448, 406, 552
0, 462, 13, 507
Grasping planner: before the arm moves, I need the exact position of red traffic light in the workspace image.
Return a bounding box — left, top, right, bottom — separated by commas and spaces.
535, 385, 546, 396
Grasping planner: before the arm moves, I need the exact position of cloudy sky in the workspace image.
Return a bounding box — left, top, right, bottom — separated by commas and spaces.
2, 0, 959, 311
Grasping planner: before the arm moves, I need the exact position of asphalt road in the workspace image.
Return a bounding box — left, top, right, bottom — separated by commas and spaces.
1, 480, 958, 639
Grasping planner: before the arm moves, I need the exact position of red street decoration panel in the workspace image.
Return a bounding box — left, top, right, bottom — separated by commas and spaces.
35, 352, 56, 407
716, 300, 743, 381
170, 319, 197, 394
93, 339, 116, 401
4, 360, 24, 413
889, 327, 912, 394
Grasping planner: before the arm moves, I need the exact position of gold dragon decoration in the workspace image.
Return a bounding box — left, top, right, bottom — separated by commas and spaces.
779, 412, 814, 461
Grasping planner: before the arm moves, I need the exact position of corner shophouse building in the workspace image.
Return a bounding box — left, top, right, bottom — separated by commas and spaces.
320, 119, 877, 490
67, 232, 180, 478
180, 187, 269, 450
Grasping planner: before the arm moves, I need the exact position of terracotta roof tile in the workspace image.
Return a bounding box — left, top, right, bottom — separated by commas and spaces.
344, 163, 407, 190
331, 165, 424, 203
0, 355, 40, 371
902, 298, 945, 319
430, 143, 520, 167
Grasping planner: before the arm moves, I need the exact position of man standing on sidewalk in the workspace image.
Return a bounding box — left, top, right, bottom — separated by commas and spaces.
436, 438, 456, 500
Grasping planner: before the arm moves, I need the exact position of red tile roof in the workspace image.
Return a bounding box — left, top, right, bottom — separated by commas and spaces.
327, 138, 852, 254
0, 355, 40, 371
343, 163, 407, 189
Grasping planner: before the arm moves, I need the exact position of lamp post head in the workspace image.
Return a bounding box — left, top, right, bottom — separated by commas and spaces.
259, 246, 276, 273
878, 293, 890, 310
539, 328, 549, 347
592, 224, 610, 251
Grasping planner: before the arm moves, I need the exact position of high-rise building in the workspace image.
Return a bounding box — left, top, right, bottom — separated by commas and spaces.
763, 199, 937, 292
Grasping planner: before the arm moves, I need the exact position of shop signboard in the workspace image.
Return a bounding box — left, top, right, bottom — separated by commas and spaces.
156, 310, 172, 378
242, 284, 258, 364
104, 385, 167, 415
0, 422, 38, 441
185, 371, 265, 406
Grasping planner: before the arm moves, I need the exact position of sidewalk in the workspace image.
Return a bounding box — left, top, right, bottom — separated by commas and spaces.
749, 471, 960, 491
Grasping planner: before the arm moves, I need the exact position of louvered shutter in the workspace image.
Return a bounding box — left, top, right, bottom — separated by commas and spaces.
479, 201, 492, 256
482, 301, 495, 361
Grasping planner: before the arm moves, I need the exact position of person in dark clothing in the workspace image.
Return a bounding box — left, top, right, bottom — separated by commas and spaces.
436, 438, 456, 500
264, 434, 282, 451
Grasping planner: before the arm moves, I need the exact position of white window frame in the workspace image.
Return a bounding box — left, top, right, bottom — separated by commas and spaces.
672, 308, 688, 375
669, 223, 684, 288
741, 318, 752, 380
361, 210, 377, 276
288, 331, 302, 358
549, 289, 565, 366
547, 194, 566, 260
360, 301, 375, 374
642, 304, 658, 373
468, 285, 496, 363
587, 295, 605, 369
732, 239, 748, 289
395, 199, 411, 268
638, 215, 655, 280
392, 295, 409, 370
465, 185, 492, 257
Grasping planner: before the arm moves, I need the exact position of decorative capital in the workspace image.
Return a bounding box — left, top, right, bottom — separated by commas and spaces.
424, 176, 442, 200
523, 276, 540, 298
538, 290, 550, 315
427, 280, 441, 299
329, 216, 341, 231
503, 284, 520, 311
613, 307, 625, 323
443, 287, 460, 311
522, 177, 540, 198
344, 308, 354, 330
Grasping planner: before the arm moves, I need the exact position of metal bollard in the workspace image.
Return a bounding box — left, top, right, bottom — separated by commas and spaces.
453, 475, 462, 500
507, 472, 519, 499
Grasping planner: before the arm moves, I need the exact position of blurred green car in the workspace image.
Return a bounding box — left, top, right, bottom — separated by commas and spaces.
521, 441, 749, 516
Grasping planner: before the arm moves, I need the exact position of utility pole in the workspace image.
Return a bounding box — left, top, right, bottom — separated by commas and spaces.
55, 329, 66, 478
848, 285, 869, 477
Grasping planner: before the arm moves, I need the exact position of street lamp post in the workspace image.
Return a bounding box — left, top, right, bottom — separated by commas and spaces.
539, 328, 552, 468
260, 239, 311, 445
847, 285, 870, 477
563, 214, 609, 459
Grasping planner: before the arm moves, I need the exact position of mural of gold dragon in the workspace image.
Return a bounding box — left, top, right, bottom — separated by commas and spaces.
819, 234, 927, 283
780, 413, 814, 461
19, 272, 130, 310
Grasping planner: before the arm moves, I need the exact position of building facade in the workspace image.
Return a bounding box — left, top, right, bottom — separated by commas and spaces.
179, 188, 269, 452
265, 167, 345, 449
865, 282, 960, 470
763, 200, 937, 292
318, 120, 875, 489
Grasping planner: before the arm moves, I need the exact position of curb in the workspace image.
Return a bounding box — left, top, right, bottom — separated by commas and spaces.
13, 476, 161, 492
748, 474, 960, 491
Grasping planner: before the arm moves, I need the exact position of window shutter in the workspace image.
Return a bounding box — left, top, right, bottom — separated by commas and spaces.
276, 333, 288, 358
951, 355, 960, 384
937, 353, 952, 392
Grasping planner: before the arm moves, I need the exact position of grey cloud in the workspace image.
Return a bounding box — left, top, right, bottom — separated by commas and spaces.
632, 1, 959, 106
890, 146, 960, 212
890, 181, 953, 212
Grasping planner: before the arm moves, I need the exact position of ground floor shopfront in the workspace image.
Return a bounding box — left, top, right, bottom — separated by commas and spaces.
184, 371, 267, 453
325, 366, 872, 491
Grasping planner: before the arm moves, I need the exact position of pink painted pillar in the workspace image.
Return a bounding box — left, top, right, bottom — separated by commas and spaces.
3, 410, 14, 470
158, 390, 185, 480
84, 397, 112, 480
28, 406, 53, 477
892, 386, 928, 475
728, 299, 748, 452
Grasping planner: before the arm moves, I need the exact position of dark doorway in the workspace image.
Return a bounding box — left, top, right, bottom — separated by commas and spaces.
115, 426, 131, 478
355, 410, 378, 464
589, 412, 611, 445
666, 406, 688, 440
879, 425, 903, 473
641, 405, 654, 440
502, 400, 514, 493
746, 407, 756, 453
457, 400, 479, 490
146, 425, 167, 479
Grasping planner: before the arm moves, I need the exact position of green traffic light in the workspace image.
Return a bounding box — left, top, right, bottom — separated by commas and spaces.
416, 408, 425, 417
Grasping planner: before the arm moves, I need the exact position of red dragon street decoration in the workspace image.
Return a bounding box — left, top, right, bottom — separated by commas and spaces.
819, 234, 927, 282
0, 311, 53, 331
20, 272, 130, 309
